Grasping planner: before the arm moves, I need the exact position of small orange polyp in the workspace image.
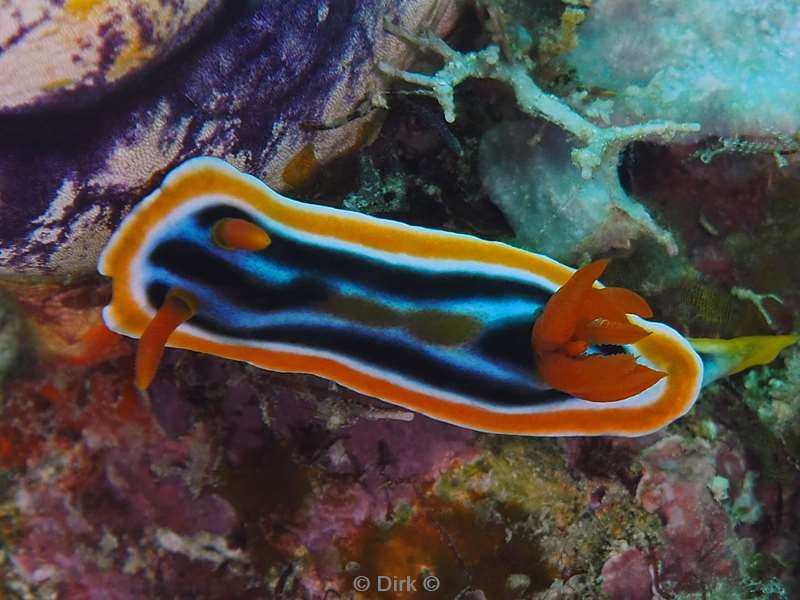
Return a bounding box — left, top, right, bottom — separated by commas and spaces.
212, 218, 271, 251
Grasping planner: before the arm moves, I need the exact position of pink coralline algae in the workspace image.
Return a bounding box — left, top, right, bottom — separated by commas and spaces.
601, 548, 654, 600
0, 277, 482, 597
296, 417, 479, 577
590, 428, 799, 600
12, 430, 241, 596
0, 288, 261, 596
614, 436, 740, 597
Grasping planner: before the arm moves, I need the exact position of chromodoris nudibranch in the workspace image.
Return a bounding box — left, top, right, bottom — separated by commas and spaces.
98, 157, 795, 437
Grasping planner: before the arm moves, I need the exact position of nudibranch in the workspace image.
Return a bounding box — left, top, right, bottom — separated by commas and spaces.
98, 157, 796, 436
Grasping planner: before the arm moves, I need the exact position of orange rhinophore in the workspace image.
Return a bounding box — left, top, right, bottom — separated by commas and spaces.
212, 218, 272, 251
135, 292, 196, 390
532, 260, 667, 403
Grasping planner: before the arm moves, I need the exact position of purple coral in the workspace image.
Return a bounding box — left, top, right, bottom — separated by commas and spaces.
0, 0, 457, 276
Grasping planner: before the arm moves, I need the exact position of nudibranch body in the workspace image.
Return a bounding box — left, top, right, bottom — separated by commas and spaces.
99, 158, 795, 437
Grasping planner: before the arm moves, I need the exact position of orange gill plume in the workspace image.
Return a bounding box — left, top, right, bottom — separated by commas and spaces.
532, 259, 667, 402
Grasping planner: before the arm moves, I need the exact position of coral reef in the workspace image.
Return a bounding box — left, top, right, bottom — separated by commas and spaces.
378, 13, 698, 261
1, 1, 799, 598
636, 437, 739, 592
601, 548, 654, 600
0, 0, 458, 277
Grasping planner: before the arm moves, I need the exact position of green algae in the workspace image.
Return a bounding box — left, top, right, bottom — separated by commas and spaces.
663, 282, 769, 338
674, 575, 788, 600
672, 554, 789, 600
436, 437, 663, 595
342, 154, 411, 216
341, 492, 551, 600
0, 498, 26, 599
741, 346, 800, 464
0, 291, 23, 391
709, 470, 764, 526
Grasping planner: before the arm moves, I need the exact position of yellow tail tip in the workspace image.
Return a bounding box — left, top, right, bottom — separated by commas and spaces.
690, 334, 798, 384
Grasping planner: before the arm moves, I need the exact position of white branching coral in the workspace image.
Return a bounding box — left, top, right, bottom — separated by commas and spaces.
378, 20, 701, 260
378, 21, 700, 180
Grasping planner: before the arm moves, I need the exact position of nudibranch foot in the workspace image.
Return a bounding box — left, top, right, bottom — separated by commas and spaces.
136, 291, 197, 390
532, 259, 666, 403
